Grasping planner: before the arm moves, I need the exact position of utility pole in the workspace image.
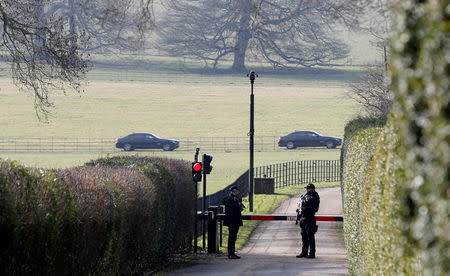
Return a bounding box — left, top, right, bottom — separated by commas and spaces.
247, 71, 258, 212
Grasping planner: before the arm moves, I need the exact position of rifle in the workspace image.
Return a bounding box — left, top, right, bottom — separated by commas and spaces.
295, 208, 301, 225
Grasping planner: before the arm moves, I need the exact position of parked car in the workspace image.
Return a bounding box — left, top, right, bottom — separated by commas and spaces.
115, 133, 179, 151
278, 131, 341, 149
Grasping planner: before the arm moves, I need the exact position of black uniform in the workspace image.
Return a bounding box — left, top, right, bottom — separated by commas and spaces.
223, 193, 244, 257
298, 191, 320, 257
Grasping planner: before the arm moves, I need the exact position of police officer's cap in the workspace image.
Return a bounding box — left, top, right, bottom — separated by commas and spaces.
304, 183, 315, 189
230, 186, 240, 191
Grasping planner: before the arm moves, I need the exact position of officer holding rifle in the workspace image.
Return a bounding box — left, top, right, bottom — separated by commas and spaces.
296, 183, 320, 259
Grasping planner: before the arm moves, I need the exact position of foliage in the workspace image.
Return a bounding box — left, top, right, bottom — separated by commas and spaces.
340, 126, 383, 275
0, 155, 195, 274
342, 116, 387, 143
0, 159, 79, 275
390, 0, 449, 274
86, 155, 197, 254
341, 1, 449, 274
340, 116, 386, 179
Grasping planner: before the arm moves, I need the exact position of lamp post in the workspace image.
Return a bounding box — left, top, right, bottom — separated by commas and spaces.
247, 71, 258, 212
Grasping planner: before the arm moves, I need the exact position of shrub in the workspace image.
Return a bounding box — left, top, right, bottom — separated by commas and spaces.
54, 166, 157, 274
0, 159, 78, 275
86, 155, 196, 256
340, 126, 383, 275
390, 0, 449, 274
341, 1, 449, 273
0, 155, 196, 275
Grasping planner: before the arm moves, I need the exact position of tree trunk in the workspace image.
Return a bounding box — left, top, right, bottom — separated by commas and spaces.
232, 38, 249, 72
231, 12, 251, 72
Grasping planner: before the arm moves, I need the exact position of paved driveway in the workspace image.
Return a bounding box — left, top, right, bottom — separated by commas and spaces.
167, 187, 348, 276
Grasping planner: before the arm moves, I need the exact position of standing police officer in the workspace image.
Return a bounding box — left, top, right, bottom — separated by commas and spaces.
223, 186, 244, 259
296, 183, 320, 259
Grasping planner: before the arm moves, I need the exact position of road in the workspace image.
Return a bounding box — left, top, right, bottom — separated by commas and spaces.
167, 187, 348, 276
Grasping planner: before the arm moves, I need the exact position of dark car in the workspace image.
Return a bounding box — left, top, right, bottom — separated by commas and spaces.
278, 131, 341, 149
115, 133, 179, 151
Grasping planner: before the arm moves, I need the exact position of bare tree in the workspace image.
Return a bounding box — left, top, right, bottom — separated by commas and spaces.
349, 65, 391, 118
158, 0, 362, 72
0, 0, 154, 120
349, 0, 392, 118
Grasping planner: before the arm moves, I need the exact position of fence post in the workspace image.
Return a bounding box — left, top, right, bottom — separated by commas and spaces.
285, 162, 288, 187
308, 160, 311, 183
315, 161, 318, 182
289, 161, 293, 186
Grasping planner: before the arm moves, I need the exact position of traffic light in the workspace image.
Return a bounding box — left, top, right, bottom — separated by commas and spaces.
192, 162, 202, 182
202, 154, 213, 174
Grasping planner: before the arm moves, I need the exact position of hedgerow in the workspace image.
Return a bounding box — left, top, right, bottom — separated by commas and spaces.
0, 155, 195, 275
86, 155, 196, 255
341, 0, 449, 274
340, 126, 383, 275
0, 160, 79, 275
390, 0, 449, 274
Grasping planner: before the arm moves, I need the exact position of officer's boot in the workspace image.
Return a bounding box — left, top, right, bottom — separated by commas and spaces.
306, 250, 315, 258
306, 244, 315, 258
296, 245, 308, 258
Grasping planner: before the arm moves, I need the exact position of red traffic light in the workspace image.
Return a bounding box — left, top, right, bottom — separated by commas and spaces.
193, 162, 202, 172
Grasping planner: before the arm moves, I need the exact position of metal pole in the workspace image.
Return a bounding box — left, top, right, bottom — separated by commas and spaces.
202, 155, 207, 250
248, 71, 257, 212
194, 148, 199, 253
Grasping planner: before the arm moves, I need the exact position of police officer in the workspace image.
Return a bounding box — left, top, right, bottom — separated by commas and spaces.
223, 186, 244, 259
296, 183, 320, 258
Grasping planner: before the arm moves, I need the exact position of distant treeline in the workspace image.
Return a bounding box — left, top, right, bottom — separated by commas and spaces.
0, 156, 196, 275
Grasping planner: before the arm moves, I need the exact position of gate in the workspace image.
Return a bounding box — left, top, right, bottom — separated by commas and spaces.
202, 206, 343, 254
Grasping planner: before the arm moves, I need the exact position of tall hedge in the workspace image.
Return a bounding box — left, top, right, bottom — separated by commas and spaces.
341, 0, 449, 274
340, 126, 383, 275
0, 160, 78, 275
86, 156, 196, 255
390, 0, 449, 274
0, 155, 196, 275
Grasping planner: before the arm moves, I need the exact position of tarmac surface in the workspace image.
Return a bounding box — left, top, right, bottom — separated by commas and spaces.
167, 187, 348, 276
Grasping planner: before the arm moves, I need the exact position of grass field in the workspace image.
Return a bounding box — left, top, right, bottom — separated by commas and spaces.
0, 55, 360, 194
0, 149, 340, 195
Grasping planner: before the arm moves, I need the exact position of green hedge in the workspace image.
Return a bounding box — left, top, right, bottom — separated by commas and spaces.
87, 156, 196, 255
0, 155, 196, 275
340, 126, 383, 275
341, 0, 449, 274
390, 0, 449, 274
0, 160, 78, 275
